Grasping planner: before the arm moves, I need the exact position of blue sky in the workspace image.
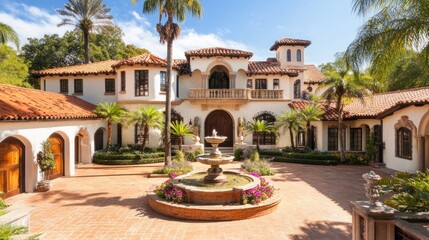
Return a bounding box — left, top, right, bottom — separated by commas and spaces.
0, 0, 367, 65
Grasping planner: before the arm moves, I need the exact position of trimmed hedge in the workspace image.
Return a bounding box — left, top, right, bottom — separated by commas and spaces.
93, 152, 165, 165
281, 152, 340, 161
258, 150, 283, 157
267, 156, 339, 165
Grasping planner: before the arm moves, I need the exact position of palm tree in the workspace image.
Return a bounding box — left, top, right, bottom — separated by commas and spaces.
346, 0, 428, 79
94, 101, 127, 149
170, 121, 194, 151
299, 103, 324, 148
244, 119, 274, 153
319, 72, 368, 162
128, 106, 164, 151
276, 110, 301, 151
0, 22, 19, 49
131, 0, 202, 166
57, 0, 113, 63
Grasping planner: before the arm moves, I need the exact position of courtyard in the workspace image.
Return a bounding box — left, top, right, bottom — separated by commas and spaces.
7, 162, 392, 240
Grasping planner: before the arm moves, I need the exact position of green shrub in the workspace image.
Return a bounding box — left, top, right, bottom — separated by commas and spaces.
107, 144, 121, 152
345, 152, 368, 165
184, 151, 197, 162
0, 224, 28, 239
259, 149, 283, 157
270, 156, 339, 165
93, 152, 165, 165
195, 148, 203, 156
378, 171, 429, 212
281, 152, 340, 161
174, 151, 185, 162
234, 148, 244, 160
282, 146, 312, 153
152, 159, 193, 175
250, 151, 260, 162
242, 159, 274, 176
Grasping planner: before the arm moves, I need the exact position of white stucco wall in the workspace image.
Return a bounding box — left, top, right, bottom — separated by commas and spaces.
276, 45, 305, 69
0, 119, 106, 193
188, 57, 248, 73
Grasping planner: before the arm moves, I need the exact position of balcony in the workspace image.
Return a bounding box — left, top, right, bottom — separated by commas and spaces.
189, 89, 283, 100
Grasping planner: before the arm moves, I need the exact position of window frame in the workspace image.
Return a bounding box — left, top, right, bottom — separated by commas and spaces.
60, 79, 68, 94
252, 113, 276, 145
296, 128, 305, 147
293, 79, 301, 99
120, 71, 126, 92
74, 79, 83, 94
297, 49, 302, 62
350, 128, 363, 151
105, 78, 115, 94
135, 70, 149, 97
94, 128, 104, 151
287, 49, 291, 62
255, 79, 267, 89
247, 79, 253, 89
396, 127, 412, 160
328, 127, 338, 151
160, 71, 167, 93
273, 79, 279, 90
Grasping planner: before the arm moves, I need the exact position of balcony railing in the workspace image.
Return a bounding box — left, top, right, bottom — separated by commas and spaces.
189, 89, 283, 99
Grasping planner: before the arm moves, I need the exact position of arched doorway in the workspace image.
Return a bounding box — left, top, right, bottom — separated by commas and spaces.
205, 110, 233, 147
209, 66, 229, 89
49, 133, 64, 180
75, 129, 90, 165
94, 128, 104, 151
0, 137, 25, 198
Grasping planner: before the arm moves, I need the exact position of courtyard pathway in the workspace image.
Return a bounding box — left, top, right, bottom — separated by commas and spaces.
7, 162, 393, 240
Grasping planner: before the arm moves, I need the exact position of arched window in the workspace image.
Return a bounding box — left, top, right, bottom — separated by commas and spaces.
293, 79, 301, 99
287, 49, 291, 62
171, 110, 184, 146
396, 127, 412, 159
94, 128, 104, 151
296, 128, 305, 146
253, 113, 276, 145
297, 49, 302, 62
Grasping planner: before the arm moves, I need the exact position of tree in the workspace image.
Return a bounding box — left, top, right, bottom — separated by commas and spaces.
298, 103, 324, 148
170, 121, 194, 151
128, 106, 164, 151
318, 72, 368, 163
276, 110, 301, 151
132, 0, 202, 166
0, 22, 19, 49
94, 101, 127, 148
57, 0, 114, 64
244, 119, 274, 153
346, 0, 429, 81
0, 45, 30, 87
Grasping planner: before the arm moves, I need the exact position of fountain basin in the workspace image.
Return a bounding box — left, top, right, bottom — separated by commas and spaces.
197, 154, 234, 165
172, 170, 260, 205
204, 136, 227, 144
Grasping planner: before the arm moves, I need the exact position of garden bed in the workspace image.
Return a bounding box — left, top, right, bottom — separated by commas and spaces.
93, 152, 165, 165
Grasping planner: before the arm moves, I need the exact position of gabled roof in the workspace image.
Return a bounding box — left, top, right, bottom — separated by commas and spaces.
247, 61, 299, 77
304, 65, 326, 84
0, 84, 98, 121
112, 53, 169, 68
185, 47, 253, 60
289, 86, 429, 120
270, 38, 312, 51
32, 59, 118, 77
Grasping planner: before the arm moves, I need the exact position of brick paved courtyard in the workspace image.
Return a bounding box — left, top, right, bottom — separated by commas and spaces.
7, 162, 393, 240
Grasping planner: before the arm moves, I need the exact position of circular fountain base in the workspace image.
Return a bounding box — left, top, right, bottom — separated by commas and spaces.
204, 165, 227, 183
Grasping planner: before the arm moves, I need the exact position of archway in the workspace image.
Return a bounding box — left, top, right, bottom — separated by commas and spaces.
49, 133, 65, 180
0, 137, 25, 198
208, 66, 229, 89
205, 110, 234, 147
94, 128, 105, 151
75, 128, 90, 165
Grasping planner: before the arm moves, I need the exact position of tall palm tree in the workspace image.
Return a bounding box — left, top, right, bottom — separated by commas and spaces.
319, 72, 368, 162
276, 110, 301, 151
131, 0, 202, 166
94, 101, 127, 149
128, 106, 164, 151
299, 103, 324, 148
170, 121, 194, 151
57, 0, 113, 63
244, 119, 274, 153
346, 0, 428, 79
0, 22, 19, 49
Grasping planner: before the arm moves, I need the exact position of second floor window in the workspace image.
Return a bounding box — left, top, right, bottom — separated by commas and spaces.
247, 79, 252, 89
60, 79, 68, 93
273, 79, 279, 90
160, 71, 166, 92
287, 49, 291, 62
105, 78, 115, 93
297, 49, 302, 62
120, 71, 126, 92
293, 79, 301, 98
74, 79, 83, 94
255, 79, 267, 89
135, 70, 149, 96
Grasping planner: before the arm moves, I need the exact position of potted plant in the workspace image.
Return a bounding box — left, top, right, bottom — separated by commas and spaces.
36, 140, 56, 192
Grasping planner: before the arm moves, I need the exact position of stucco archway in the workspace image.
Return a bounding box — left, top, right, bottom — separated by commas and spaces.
204, 110, 234, 147
75, 128, 91, 165
208, 65, 230, 89
417, 110, 429, 170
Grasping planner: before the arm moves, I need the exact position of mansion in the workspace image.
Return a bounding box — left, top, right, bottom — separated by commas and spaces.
0, 37, 428, 198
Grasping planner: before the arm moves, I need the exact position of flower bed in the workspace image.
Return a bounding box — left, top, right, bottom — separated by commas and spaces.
155, 173, 187, 203
242, 172, 276, 205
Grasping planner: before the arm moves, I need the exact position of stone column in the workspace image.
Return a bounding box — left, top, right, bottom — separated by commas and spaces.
201, 73, 210, 89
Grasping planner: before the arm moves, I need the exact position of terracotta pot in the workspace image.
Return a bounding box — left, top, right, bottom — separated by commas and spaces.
36, 181, 52, 192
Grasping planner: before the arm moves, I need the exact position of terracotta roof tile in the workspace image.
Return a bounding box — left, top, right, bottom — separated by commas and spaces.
270, 38, 312, 51
247, 61, 299, 77
32, 60, 118, 77
0, 84, 98, 121
173, 59, 191, 75
112, 53, 170, 68
304, 65, 326, 84
185, 47, 253, 59
289, 86, 429, 120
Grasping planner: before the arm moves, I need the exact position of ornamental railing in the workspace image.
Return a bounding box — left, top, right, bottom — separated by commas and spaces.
188, 89, 283, 100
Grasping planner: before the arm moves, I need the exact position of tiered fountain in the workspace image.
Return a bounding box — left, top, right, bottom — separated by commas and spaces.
148, 130, 281, 221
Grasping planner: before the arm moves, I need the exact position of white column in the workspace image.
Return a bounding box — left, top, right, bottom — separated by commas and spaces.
201, 73, 209, 89
230, 73, 237, 89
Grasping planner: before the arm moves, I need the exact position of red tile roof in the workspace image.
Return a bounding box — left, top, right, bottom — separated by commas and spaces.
289, 86, 429, 120
185, 47, 253, 59
32, 60, 118, 77
270, 38, 312, 51
0, 84, 98, 121
247, 61, 299, 77
112, 53, 170, 68
173, 59, 191, 75
304, 65, 326, 84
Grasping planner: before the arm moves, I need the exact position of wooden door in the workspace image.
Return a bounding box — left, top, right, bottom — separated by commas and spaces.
205, 110, 233, 147
49, 134, 64, 180
0, 138, 24, 198
74, 136, 79, 164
